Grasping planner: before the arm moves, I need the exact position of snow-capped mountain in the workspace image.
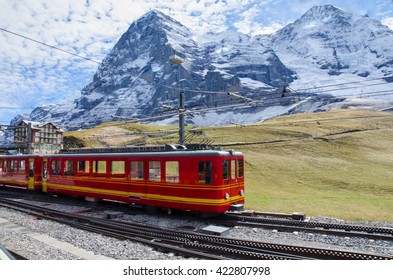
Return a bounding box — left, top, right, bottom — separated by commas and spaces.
270, 5, 393, 76
25, 5, 393, 130
265, 5, 393, 101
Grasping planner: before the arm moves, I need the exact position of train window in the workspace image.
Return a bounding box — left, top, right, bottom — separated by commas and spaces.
19, 160, 26, 173
42, 161, 48, 179
28, 161, 34, 177
10, 160, 17, 172
149, 161, 161, 182
198, 161, 212, 184
14, 160, 22, 174
6, 161, 11, 172
93, 160, 106, 175
111, 161, 125, 176
64, 160, 74, 176
166, 161, 179, 183
130, 161, 144, 181
222, 159, 229, 180
238, 159, 244, 178
51, 160, 61, 175
231, 160, 236, 179
77, 160, 90, 175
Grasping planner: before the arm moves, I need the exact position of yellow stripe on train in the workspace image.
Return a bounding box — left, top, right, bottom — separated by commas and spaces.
45, 183, 242, 206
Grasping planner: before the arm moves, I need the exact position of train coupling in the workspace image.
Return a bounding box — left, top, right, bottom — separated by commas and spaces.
228, 203, 244, 212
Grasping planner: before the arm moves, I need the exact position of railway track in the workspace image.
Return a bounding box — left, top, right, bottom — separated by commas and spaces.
2, 187, 393, 244
223, 212, 393, 241
0, 197, 391, 260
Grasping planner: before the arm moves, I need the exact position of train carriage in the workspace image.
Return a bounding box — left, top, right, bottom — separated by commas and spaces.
0, 146, 245, 215
41, 149, 244, 214
0, 154, 42, 191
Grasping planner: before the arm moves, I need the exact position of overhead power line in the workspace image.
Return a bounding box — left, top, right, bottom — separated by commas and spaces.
2, 26, 393, 130
293, 75, 393, 92
2, 27, 391, 98
61, 86, 393, 114
0, 27, 101, 64
307, 81, 390, 94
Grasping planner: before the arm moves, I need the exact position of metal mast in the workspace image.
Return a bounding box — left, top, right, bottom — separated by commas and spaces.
170, 54, 185, 144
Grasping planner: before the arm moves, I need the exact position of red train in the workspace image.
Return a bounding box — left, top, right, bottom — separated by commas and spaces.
0, 145, 245, 215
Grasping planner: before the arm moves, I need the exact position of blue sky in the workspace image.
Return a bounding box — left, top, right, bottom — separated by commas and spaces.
0, 0, 392, 124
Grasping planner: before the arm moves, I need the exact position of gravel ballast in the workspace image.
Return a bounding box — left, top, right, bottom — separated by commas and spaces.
0, 203, 392, 260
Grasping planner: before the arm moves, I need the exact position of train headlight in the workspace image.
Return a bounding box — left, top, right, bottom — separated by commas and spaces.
225, 193, 230, 200
240, 189, 244, 196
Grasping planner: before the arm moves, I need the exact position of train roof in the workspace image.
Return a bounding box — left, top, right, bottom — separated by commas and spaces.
0, 144, 243, 159
40, 149, 243, 158
0, 154, 41, 159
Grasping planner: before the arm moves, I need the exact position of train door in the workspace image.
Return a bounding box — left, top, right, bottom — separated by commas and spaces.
28, 159, 35, 190
225, 157, 245, 202
222, 157, 238, 190
222, 159, 230, 186
42, 159, 48, 192
128, 160, 146, 201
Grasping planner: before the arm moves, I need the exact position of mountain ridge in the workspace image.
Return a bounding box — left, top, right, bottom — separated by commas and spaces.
19, 5, 393, 130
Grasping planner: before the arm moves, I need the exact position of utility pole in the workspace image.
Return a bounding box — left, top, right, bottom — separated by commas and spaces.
170, 54, 185, 144
179, 89, 185, 144
27, 122, 32, 154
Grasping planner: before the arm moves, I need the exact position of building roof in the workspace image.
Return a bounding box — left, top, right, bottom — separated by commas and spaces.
16, 120, 63, 132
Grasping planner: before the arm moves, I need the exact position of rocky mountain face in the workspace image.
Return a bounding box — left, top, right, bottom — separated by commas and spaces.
25, 5, 393, 130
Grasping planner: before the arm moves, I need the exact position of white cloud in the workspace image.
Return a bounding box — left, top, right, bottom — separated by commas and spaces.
382, 17, 393, 30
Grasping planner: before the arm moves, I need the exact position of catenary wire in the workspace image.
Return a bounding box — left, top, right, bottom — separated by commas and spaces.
2, 26, 393, 128
2, 27, 392, 99
0, 27, 101, 64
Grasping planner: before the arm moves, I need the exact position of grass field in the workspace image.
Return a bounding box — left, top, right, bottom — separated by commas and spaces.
65, 109, 393, 221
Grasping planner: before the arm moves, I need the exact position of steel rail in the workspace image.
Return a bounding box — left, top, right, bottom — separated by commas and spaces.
0, 198, 392, 260
100, 218, 390, 260
224, 213, 393, 241
0, 199, 224, 260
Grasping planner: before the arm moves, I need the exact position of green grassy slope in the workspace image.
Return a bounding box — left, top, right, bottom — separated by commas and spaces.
65, 109, 393, 221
